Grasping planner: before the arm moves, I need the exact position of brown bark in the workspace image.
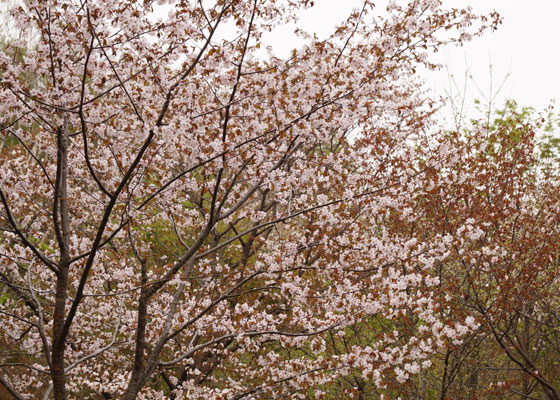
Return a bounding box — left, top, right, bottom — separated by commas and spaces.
51, 122, 70, 400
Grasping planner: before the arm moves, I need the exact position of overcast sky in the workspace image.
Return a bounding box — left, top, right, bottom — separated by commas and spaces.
262, 0, 560, 120
432, 0, 560, 115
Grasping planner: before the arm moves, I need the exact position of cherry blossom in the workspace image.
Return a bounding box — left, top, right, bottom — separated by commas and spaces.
0, 0, 498, 399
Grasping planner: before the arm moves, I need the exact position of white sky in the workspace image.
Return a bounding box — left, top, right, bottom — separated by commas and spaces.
262, 0, 560, 120
431, 0, 560, 115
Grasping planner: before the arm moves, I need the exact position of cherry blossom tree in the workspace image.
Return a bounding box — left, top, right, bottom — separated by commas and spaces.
402, 101, 560, 400
0, 0, 498, 398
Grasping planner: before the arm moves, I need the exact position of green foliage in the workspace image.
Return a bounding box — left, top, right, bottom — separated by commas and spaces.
0, 293, 10, 305
538, 109, 560, 161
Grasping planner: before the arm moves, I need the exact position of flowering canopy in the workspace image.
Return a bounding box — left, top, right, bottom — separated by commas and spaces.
0, 0, 498, 399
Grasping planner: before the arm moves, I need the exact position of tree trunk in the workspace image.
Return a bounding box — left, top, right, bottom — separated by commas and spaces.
51, 120, 71, 400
